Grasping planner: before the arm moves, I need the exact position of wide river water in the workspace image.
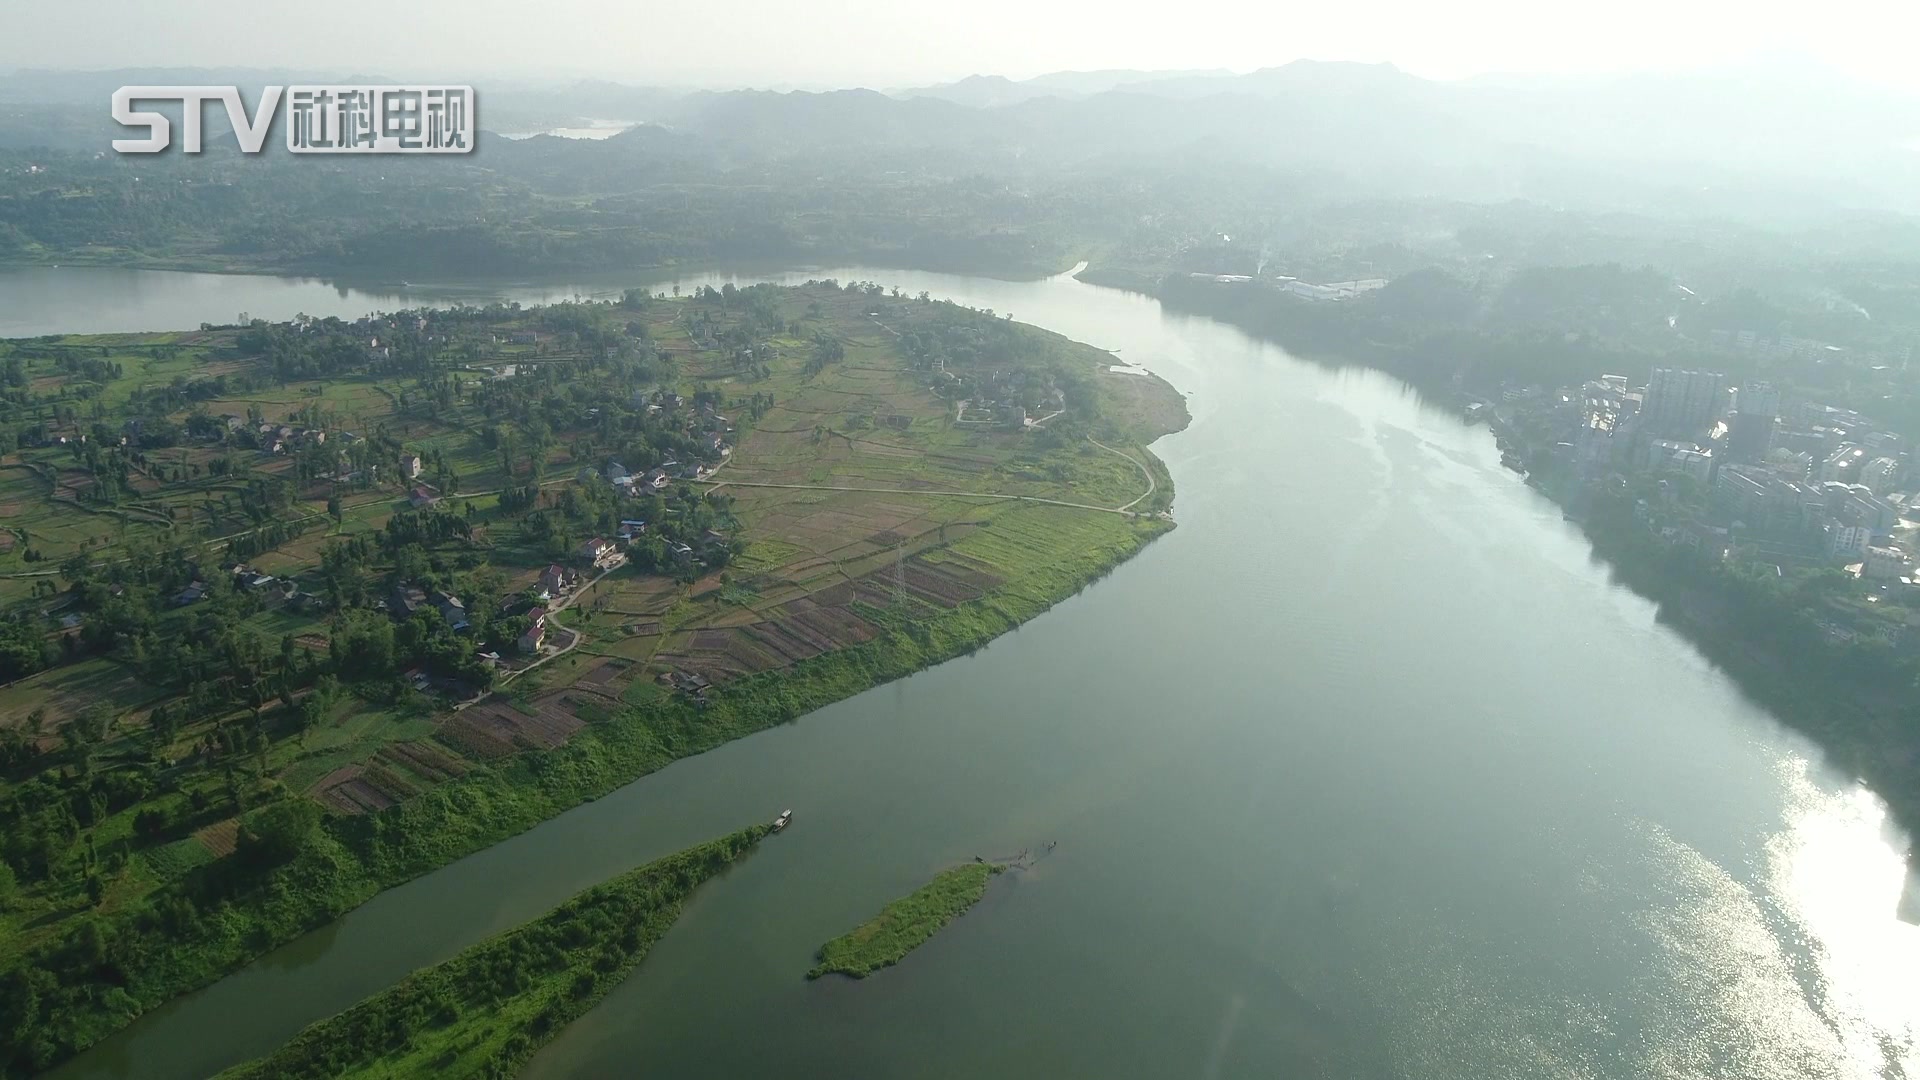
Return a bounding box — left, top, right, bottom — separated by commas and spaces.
7, 264, 1919, 1078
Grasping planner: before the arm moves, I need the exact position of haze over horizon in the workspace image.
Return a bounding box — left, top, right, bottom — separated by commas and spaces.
7, 0, 1920, 93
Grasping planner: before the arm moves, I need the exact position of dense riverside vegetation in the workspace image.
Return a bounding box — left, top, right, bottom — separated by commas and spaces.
0, 283, 1183, 1075
808, 862, 1002, 980
214, 825, 768, 1080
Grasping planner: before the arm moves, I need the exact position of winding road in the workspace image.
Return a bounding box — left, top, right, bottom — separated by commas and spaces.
1088, 437, 1157, 513
493, 559, 624, 689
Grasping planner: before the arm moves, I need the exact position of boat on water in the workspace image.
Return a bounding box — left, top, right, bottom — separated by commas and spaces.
772, 809, 793, 831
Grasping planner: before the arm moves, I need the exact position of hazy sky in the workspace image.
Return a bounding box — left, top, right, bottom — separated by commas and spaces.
7, 0, 1920, 91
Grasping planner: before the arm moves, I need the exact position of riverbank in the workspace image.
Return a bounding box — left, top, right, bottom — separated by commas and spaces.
15, 507, 1175, 1068
213, 824, 770, 1080
14, 510, 1177, 1077
1092, 261, 1920, 854
807, 861, 1004, 979
1543, 475, 1920, 852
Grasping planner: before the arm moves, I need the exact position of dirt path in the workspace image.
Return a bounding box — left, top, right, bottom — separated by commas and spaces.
1088, 437, 1157, 512
493, 559, 623, 689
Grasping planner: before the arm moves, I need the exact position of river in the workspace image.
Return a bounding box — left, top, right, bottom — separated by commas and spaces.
8, 264, 1918, 1078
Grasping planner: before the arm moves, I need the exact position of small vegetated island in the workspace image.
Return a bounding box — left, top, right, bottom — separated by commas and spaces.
0, 280, 1185, 1073
215, 824, 769, 1080
808, 861, 1004, 980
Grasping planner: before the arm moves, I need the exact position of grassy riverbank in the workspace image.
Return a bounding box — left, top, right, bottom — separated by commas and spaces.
213, 825, 769, 1080
808, 862, 1002, 979
11, 512, 1172, 1075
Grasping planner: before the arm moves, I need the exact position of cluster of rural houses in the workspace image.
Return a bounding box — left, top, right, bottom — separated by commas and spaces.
169, 561, 320, 611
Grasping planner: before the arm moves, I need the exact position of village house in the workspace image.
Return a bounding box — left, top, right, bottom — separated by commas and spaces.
400, 453, 423, 479
408, 485, 441, 509
659, 669, 712, 697
432, 590, 469, 632
172, 581, 207, 607
518, 607, 548, 653
388, 583, 427, 619
579, 537, 619, 568
616, 519, 648, 544
539, 563, 577, 597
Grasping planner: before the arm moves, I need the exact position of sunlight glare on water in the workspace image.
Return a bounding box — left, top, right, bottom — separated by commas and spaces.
1768, 758, 1920, 1077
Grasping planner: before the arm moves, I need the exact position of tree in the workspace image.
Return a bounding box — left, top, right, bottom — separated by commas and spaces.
61, 706, 114, 773
237, 800, 322, 866
132, 808, 168, 841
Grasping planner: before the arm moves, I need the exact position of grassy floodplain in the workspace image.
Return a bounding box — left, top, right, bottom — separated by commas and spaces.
808, 862, 1003, 979
213, 825, 769, 1080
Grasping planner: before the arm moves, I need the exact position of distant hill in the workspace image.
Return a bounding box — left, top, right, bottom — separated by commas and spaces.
5, 58, 1915, 216
897, 68, 1233, 107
